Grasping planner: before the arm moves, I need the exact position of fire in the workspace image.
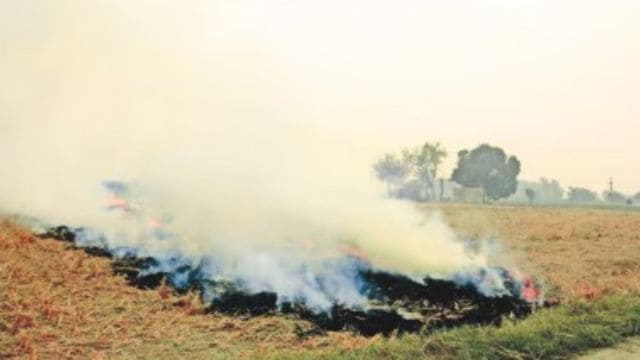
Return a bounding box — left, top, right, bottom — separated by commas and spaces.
341, 244, 369, 261
521, 276, 540, 303
27, 179, 558, 336
146, 217, 164, 229
105, 195, 129, 211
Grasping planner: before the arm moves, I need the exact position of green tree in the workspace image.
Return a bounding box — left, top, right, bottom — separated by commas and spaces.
451, 144, 521, 203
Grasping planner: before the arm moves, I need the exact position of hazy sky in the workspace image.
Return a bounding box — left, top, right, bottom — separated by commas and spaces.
2, 0, 639, 193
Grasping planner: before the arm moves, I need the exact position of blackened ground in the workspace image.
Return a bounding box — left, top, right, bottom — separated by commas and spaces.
111, 256, 168, 290
280, 270, 532, 336
37, 225, 77, 242
37, 225, 535, 336
285, 304, 424, 336
362, 270, 532, 325
211, 291, 279, 316
79, 246, 113, 258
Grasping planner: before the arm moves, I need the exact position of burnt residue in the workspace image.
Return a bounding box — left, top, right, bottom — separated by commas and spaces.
38, 226, 113, 259
37, 225, 544, 336
290, 305, 424, 336
111, 256, 167, 289
210, 291, 278, 316
37, 225, 78, 242
362, 270, 532, 326
77, 246, 113, 258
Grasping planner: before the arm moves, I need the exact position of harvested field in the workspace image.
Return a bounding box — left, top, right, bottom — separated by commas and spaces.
2, 204, 640, 359
434, 204, 640, 298
0, 220, 369, 359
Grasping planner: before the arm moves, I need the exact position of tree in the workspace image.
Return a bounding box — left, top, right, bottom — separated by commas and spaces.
633, 192, 640, 205
567, 187, 597, 203
373, 141, 447, 201
402, 142, 448, 200
373, 153, 409, 196
525, 188, 536, 206
401, 147, 434, 201
451, 144, 521, 202
419, 142, 447, 179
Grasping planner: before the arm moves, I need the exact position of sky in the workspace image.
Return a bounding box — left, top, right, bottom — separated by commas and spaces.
1, 0, 639, 194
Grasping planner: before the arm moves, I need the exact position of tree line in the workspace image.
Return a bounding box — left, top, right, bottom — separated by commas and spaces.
373, 142, 640, 206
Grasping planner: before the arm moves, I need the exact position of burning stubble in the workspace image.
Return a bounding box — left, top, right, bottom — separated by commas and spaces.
5, 118, 514, 314
1, 1, 531, 316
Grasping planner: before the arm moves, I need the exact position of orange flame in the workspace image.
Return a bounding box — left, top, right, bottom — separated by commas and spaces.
521, 276, 540, 303
105, 196, 129, 210
341, 245, 369, 261
146, 217, 164, 229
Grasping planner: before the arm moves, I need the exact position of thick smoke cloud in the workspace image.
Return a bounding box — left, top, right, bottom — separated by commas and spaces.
0, 1, 496, 309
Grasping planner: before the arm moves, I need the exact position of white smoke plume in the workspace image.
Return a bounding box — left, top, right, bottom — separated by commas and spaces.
1, 1, 511, 311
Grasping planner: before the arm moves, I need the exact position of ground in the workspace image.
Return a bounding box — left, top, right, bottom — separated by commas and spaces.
1, 204, 640, 359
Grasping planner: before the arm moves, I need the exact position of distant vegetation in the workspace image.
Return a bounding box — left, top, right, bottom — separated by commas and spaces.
373, 142, 447, 201
374, 141, 638, 207
567, 187, 598, 203
510, 178, 565, 204
603, 191, 629, 204
373, 142, 520, 203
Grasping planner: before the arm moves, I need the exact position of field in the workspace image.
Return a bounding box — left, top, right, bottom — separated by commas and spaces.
435, 204, 640, 298
2, 204, 640, 359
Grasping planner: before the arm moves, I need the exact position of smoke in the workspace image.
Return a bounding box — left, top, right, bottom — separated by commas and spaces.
1, 1, 512, 312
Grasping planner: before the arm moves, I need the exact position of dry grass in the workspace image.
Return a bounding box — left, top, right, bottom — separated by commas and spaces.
0, 220, 370, 359
433, 204, 640, 298
2, 204, 640, 358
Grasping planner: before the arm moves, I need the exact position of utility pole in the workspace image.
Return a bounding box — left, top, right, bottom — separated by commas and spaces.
609, 177, 614, 194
